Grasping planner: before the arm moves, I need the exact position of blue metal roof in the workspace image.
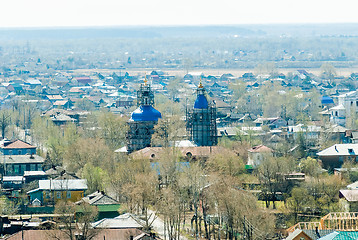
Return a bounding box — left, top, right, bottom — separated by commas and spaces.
130, 105, 162, 122
194, 94, 208, 109
321, 96, 334, 104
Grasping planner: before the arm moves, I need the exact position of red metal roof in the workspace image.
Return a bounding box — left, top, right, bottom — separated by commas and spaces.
2, 140, 36, 149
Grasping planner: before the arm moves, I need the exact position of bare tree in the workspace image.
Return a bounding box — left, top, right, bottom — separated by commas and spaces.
0, 110, 11, 139
52, 201, 99, 240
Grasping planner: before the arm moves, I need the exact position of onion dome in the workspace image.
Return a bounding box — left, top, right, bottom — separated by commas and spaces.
321, 96, 334, 105
194, 94, 208, 109
130, 105, 162, 122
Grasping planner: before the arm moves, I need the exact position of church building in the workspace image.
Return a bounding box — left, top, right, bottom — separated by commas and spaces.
186, 82, 217, 146
126, 81, 161, 153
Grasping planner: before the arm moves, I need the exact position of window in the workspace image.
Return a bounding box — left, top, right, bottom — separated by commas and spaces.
14, 165, 19, 174
20, 165, 26, 174
30, 164, 36, 171
67, 191, 71, 199
56, 192, 62, 199
9, 150, 12, 155
45, 191, 51, 199
18, 150, 22, 155
27, 149, 31, 154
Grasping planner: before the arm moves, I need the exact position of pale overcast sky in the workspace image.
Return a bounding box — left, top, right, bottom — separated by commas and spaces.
1, 0, 357, 28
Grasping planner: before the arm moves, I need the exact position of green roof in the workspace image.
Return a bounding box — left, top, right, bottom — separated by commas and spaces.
245, 165, 254, 170
318, 231, 358, 240
76, 204, 120, 213
96, 204, 121, 212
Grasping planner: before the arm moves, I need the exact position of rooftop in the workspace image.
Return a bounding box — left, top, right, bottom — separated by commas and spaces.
194, 94, 208, 109
130, 105, 161, 122
76, 191, 118, 205
3, 154, 44, 164
2, 140, 36, 149
27, 179, 87, 193
248, 145, 273, 153
92, 213, 144, 229
317, 144, 358, 156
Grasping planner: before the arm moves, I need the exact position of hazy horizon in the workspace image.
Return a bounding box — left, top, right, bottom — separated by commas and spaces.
2, 0, 358, 28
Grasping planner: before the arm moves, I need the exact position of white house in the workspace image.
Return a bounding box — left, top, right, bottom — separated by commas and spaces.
330, 91, 358, 126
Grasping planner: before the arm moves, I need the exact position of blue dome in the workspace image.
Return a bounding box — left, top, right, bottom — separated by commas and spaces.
321, 96, 334, 104
194, 94, 208, 109
130, 105, 162, 121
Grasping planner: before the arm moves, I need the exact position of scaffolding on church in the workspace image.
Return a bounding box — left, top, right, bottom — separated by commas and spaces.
186, 101, 217, 146
126, 82, 161, 153
137, 83, 154, 106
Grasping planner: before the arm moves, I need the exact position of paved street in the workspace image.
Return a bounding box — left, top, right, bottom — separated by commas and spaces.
148, 210, 188, 240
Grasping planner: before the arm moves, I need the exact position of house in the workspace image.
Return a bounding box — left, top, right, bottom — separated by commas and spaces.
285, 229, 313, 240
1, 139, 37, 155
50, 113, 77, 126
46, 94, 64, 102
27, 179, 87, 205
92, 213, 144, 229
346, 130, 358, 143
217, 127, 245, 138
0, 139, 44, 176
76, 191, 121, 220
53, 99, 73, 109
254, 117, 287, 129
24, 79, 42, 89
317, 144, 358, 169
339, 189, 358, 211
75, 76, 92, 85
23, 170, 47, 183
330, 91, 358, 126
150, 70, 165, 81
131, 146, 225, 161
68, 87, 86, 97
2, 176, 24, 190
333, 168, 358, 179
2, 155, 44, 176
285, 229, 335, 240
247, 145, 273, 167
242, 72, 255, 80
116, 96, 135, 108
286, 124, 321, 142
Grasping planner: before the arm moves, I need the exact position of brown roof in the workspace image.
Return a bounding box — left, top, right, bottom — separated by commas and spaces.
46, 95, 64, 100
248, 145, 273, 153
2, 140, 36, 149
5, 229, 150, 240
53, 100, 70, 106
42, 108, 73, 116
69, 87, 85, 93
